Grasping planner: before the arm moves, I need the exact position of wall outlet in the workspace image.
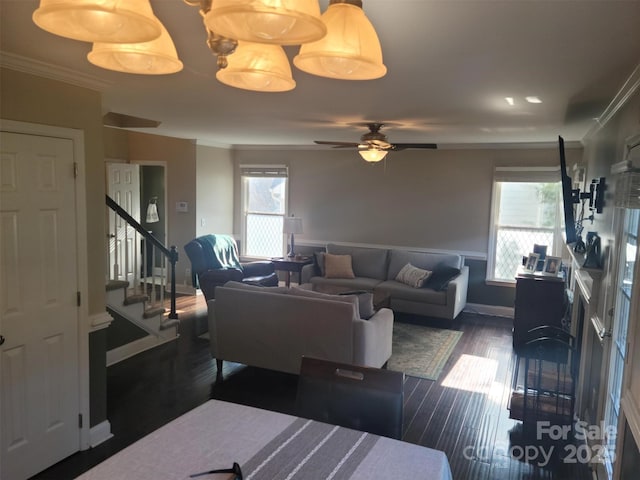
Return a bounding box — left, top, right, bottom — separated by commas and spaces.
201, 218, 206, 227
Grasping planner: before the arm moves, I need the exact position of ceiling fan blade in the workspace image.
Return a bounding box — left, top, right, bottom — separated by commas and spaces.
314, 140, 360, 147
391, 143, 438, 151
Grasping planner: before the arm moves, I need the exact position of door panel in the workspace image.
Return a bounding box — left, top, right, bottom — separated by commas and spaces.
107, 163, 140, 284
0, 132, 80, 479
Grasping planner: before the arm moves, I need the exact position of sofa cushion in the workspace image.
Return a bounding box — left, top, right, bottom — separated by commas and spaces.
376, 280, 447, 305
387, 250, 462, 280
288, 287, 361, 319
395, 263, 432, 288
311, 276, 382, 292
326, 244, 388, 280
424, 265, 461, 291
324, 253, 355, 279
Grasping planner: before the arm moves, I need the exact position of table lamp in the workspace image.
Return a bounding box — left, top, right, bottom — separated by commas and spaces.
283, 216, 303, 257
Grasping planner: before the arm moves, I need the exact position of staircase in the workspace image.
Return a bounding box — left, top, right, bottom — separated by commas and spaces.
105, 195, 180, 344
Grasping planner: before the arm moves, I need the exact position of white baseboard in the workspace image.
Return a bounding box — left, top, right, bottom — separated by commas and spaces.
172, 284, 197, 295
106, 332, 177, 366
464, 302, 514, 318
89, 420, 113, 447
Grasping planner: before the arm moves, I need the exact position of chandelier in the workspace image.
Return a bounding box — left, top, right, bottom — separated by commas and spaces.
32, 0, 386, 91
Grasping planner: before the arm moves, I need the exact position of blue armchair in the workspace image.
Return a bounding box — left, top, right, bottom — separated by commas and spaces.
184, 234, 278, 300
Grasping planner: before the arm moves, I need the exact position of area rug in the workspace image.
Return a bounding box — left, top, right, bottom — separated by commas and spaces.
388, 322, 463, 381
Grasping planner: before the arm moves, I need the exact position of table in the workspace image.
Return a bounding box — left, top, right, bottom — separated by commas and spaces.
312, 283, 391, 310
271, 256, 313, 287
75, 400, 453, 480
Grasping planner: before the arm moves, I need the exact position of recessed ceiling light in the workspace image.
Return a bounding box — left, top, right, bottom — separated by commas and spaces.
526, 96, 542, 104
505, 97, 515, 106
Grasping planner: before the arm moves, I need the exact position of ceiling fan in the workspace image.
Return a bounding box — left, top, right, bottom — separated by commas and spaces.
314, 123, 437, 162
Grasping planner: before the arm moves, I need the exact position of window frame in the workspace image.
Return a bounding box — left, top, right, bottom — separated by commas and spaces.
487, 166, 563, 285
239, 164, 289, 259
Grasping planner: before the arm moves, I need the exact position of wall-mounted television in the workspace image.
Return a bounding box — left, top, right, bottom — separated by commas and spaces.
558, 136, 578, 245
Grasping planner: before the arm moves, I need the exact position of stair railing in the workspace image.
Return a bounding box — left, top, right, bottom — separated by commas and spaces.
106, 195, 178, 320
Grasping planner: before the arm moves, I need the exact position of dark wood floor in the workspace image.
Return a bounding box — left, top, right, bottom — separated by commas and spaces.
32, 295, 592, 480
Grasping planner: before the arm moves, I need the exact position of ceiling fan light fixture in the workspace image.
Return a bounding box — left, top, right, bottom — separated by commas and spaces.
216, 41, 296, 92
359, 147, 388, 163
205, 0, 326, 46
33, 0, 162, 43
88, 23, 183, 75
293, 1, 386, 80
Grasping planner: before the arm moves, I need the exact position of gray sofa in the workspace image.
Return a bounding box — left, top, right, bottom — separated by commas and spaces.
302, 243, 469, 320
208, 281, 394, 375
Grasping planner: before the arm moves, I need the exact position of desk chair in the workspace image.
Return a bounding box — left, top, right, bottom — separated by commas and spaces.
296, 357, 404, 439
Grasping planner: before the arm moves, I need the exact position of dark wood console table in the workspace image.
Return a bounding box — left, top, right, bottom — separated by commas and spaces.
512, 267, 566, 348
271, 256, 313, 287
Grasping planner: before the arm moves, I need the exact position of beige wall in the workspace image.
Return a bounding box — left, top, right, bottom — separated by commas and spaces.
126, 131, 197, 286
1, 68, 106, 314
196, 145, 234, 239
232, 146, 583, 257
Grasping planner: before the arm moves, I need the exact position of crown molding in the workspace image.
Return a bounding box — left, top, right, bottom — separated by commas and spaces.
0, 51, 112, 91
585, 62, 640, 139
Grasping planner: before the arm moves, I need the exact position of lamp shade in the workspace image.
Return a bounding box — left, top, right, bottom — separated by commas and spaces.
216, 41, 296, 92
283, 216, 303, 234
33, 0, 161, 43
293, 1, 387, 80
88, 23, 183, 75
205, 0, 326, 46
359, 148, 388, 163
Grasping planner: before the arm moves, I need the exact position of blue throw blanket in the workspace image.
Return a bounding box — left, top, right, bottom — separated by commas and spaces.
197, 234, 243, 271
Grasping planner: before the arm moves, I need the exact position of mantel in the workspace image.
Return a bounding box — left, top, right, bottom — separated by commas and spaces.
565, 243, 603, 305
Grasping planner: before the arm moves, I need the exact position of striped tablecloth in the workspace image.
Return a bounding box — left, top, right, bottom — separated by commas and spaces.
76, 400, 453, 480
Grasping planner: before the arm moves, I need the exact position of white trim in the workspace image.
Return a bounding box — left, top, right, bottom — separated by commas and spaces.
89, 420, 113, 448
585, 62, 640, 139
0, 52, 111, 92
296, 240, 487, 261
106, 333, 177, 366
0, 119, 92, 450
90, 311, 114, 332
464, 303, 514, 319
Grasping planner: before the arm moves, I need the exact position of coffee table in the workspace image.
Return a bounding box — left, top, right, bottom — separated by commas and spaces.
313, 284, 391, 310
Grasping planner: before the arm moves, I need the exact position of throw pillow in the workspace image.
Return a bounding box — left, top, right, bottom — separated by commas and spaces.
395, 263, 432, 288
424, 265, 461, 291
338, 290, 376, 319
324, 253, 355, 279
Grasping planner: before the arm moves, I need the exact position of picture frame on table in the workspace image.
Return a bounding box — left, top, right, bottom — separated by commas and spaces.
543, 255, 562, 275
525, 253, 540, 271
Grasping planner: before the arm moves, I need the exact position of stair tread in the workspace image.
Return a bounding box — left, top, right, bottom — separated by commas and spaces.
106, 280, 129, 291
143, 306, 166, 318
124, 294, 149, 305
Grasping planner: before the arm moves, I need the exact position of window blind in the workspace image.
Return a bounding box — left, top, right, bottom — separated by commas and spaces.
494, 166, 560, 183
240, 165, 288, 177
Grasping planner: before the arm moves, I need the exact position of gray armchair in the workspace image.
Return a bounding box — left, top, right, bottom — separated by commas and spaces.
184, 234, 278, 300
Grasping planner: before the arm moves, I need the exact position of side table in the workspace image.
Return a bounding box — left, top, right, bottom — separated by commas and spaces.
271, 256, 313, 287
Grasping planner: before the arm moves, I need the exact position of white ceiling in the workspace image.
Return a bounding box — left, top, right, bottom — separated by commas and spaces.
1, 0, 639, 149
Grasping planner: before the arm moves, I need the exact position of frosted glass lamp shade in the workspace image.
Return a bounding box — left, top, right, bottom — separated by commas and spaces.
33, 0, 161, 43
88, 24, 183, 75
359, 148, 388, 163
216, 42, 296, 92
293, 2, 386, 80
283, 216, 303, 234
205, 0, 326, 45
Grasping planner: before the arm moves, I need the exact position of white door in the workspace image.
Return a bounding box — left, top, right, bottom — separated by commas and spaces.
0, 132, 80, 479
106, 163, 140, 284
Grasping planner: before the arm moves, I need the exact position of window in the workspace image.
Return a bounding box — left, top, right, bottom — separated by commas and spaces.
240, 165, 288, 258
488, 167, 562, 282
